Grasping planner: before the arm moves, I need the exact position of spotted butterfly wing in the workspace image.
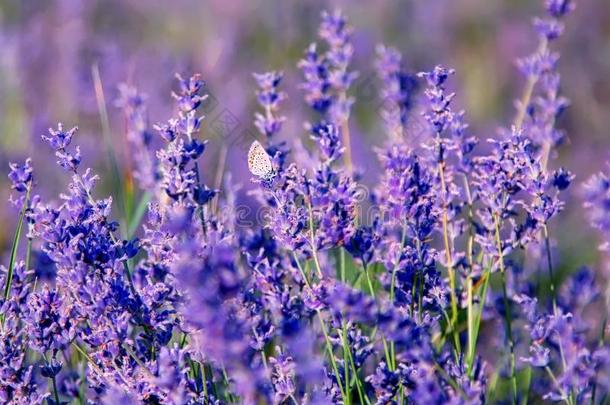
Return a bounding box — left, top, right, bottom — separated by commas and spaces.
248, 140, 275, 180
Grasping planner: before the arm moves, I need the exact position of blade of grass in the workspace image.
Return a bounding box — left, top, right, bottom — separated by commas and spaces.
127, 191, 152, 238
468, 265, 492, 376
2, 188, 30, 324
92, 63, 131, 238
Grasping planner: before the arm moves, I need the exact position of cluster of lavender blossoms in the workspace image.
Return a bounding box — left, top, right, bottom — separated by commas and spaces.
2, 1, 609, 404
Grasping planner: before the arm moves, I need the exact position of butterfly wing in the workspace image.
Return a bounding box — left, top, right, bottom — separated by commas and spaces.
248, 141, 274, 179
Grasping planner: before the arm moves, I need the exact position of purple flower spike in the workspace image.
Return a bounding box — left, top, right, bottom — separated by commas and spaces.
375, 45, 418, 139
41, 123, 77, 151
116, 83, 159, 191
8, 159, 33, 193
253, 71, 286, 139
545, 0, 575, 18
42, 124, 81, 172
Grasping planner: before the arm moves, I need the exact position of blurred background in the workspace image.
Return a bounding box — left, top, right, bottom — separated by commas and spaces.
0, 0, 609, 273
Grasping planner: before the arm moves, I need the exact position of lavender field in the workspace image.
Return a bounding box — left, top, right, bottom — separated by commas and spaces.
1, 0, 609, 404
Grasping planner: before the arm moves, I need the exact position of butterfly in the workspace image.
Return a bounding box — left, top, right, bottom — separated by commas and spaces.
247, 140, 275, 180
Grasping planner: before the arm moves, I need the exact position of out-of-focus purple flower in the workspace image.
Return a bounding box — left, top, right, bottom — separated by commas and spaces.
559, 267, 599, 316
298, 44, 332, 115
309, 123, 344, 164
552, 167, 574, 190
545, 0, 575, 18
299, 9, 357, 125
583, 166, 610, 251
116, 83, 159, 191
517, 0, 573, 156
345, 223, 379, 267
175, 231, 269, 403
375, 45, 418, 140
254, 71, 286, 139
592, 346, 610, 393
145, 345, 192, 405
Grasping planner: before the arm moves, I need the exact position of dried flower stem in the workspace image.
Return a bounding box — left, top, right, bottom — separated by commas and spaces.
514, 39, 549, 131
438, 159, 461, 356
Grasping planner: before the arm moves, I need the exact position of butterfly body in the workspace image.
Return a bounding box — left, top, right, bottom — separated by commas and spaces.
248, 140, 275, 180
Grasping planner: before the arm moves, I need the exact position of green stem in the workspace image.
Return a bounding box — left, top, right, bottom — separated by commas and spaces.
542, 225, 559, 314
344, 324, 368, 405
341, 321, 351, 405
317, 314, 347, 400
468, 266, 491, 377
25, 238, 33, 272
462, 174, 477, 377
51, 372, 60, 405
364, 264, 393, 370
543, 224, 572, 405
306, 201, 323, 278
494, 214, 518, 405
545, 366, 571, 405
198, 362, 208, 399
466, 276, 474, 368
340, 248, 346, 283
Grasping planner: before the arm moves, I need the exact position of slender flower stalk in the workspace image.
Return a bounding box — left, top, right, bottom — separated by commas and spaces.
494, 213, 518, 404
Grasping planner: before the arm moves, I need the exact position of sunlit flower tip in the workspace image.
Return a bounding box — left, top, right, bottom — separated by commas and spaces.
154, 119, 180, 142
172, 73, 207, 113
417, 65, 455, 87
42, 123, 78, 151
